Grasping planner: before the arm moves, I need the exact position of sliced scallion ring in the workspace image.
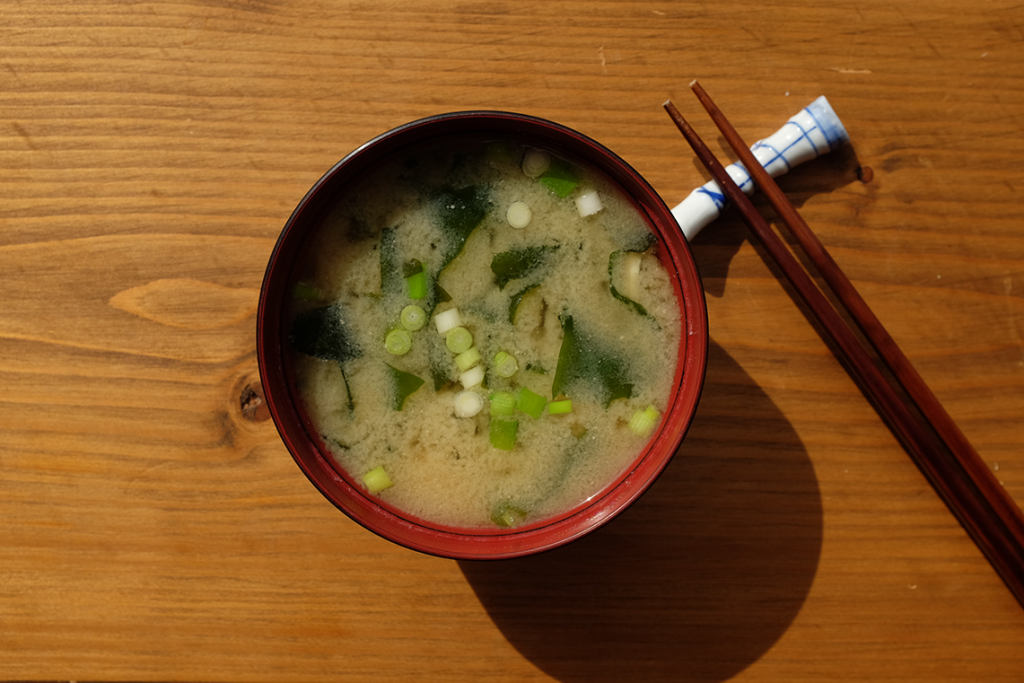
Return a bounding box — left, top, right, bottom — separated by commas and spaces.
446, 326, 473, 354
400, 305, 426, 331
385, 328, 412, 356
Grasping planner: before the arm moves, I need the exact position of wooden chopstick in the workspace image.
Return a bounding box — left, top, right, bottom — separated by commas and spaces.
687, 81, 1024, 546
663, 92, 1024, 608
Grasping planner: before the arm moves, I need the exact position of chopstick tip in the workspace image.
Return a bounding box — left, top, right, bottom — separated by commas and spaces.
689, 78, 699, 88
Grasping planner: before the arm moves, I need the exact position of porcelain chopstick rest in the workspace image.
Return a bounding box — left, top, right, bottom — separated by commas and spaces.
672, 96, 850, 242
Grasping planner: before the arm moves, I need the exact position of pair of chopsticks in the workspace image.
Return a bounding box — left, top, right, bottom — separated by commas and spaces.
665, 82, 1024, 608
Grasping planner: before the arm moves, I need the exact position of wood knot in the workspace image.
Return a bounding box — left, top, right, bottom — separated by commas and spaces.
240, 381, 270, 422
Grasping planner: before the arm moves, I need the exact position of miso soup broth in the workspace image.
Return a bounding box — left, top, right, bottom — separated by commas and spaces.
286, 136, 683, 529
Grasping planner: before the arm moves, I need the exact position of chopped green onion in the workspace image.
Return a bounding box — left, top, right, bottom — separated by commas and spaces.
405, 266, 428, 300
490, 418, 518, 450
459, 364, 485, 389
362, 465, 393, 494
490, 501, 528, 528
454, 346, 481, 372
292, 282, 324, 300
521, 149, 551, 178
446, 326, 473, 354
384, 328, 412, 356
489, 391, 516, 417
628, 404, 661, 437
620, 252, 643, 300
493, 350, 518, 378
400, 304, 426, 331
453, 390, 484, 418
575, 189, 604, 217
506, 201, 532, 229
548, 399, 573, 415
433, 307, 462, 335
516, 387, 547, 419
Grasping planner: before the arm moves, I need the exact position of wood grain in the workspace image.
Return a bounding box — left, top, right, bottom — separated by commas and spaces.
2, 1, 1023, 681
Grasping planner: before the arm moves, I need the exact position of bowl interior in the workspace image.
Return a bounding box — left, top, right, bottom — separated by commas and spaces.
257, 111, 708, 559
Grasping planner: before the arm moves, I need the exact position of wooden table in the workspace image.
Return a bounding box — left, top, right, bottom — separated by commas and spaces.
3, 1, 1023, 680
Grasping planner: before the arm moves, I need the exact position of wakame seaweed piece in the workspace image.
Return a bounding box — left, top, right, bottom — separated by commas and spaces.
447, 151, 471, 180
336, 362, 355, 413
290, 304, 361, 364
292, 282, 324, 301
322, 433, 349, 451
430, 361, 451, 391
345, 216, 375, 243
434, 185, 492, 272
379, 226, 402, 296
484, 140, 515, 167
608, 251, 653, 320
403, 258, 424, 278
637, 231, 657, 252
491, 245, 559, 291
427, 336, 453, 391
434, 283, 452, 304
617, 229, 657, 254
385, 363, 425, 411
489, 433, 585, 527
538, 158, 580, 198
508, 283, 540, 324
551, 314, 633, 407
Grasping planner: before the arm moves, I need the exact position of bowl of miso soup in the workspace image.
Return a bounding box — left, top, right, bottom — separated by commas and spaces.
257, 111, 708, 559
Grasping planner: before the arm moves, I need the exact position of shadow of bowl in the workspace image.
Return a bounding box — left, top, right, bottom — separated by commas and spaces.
459, 339, 822, 682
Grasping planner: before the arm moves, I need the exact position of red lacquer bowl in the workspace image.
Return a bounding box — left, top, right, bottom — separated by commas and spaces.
257, 111, 708, 560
